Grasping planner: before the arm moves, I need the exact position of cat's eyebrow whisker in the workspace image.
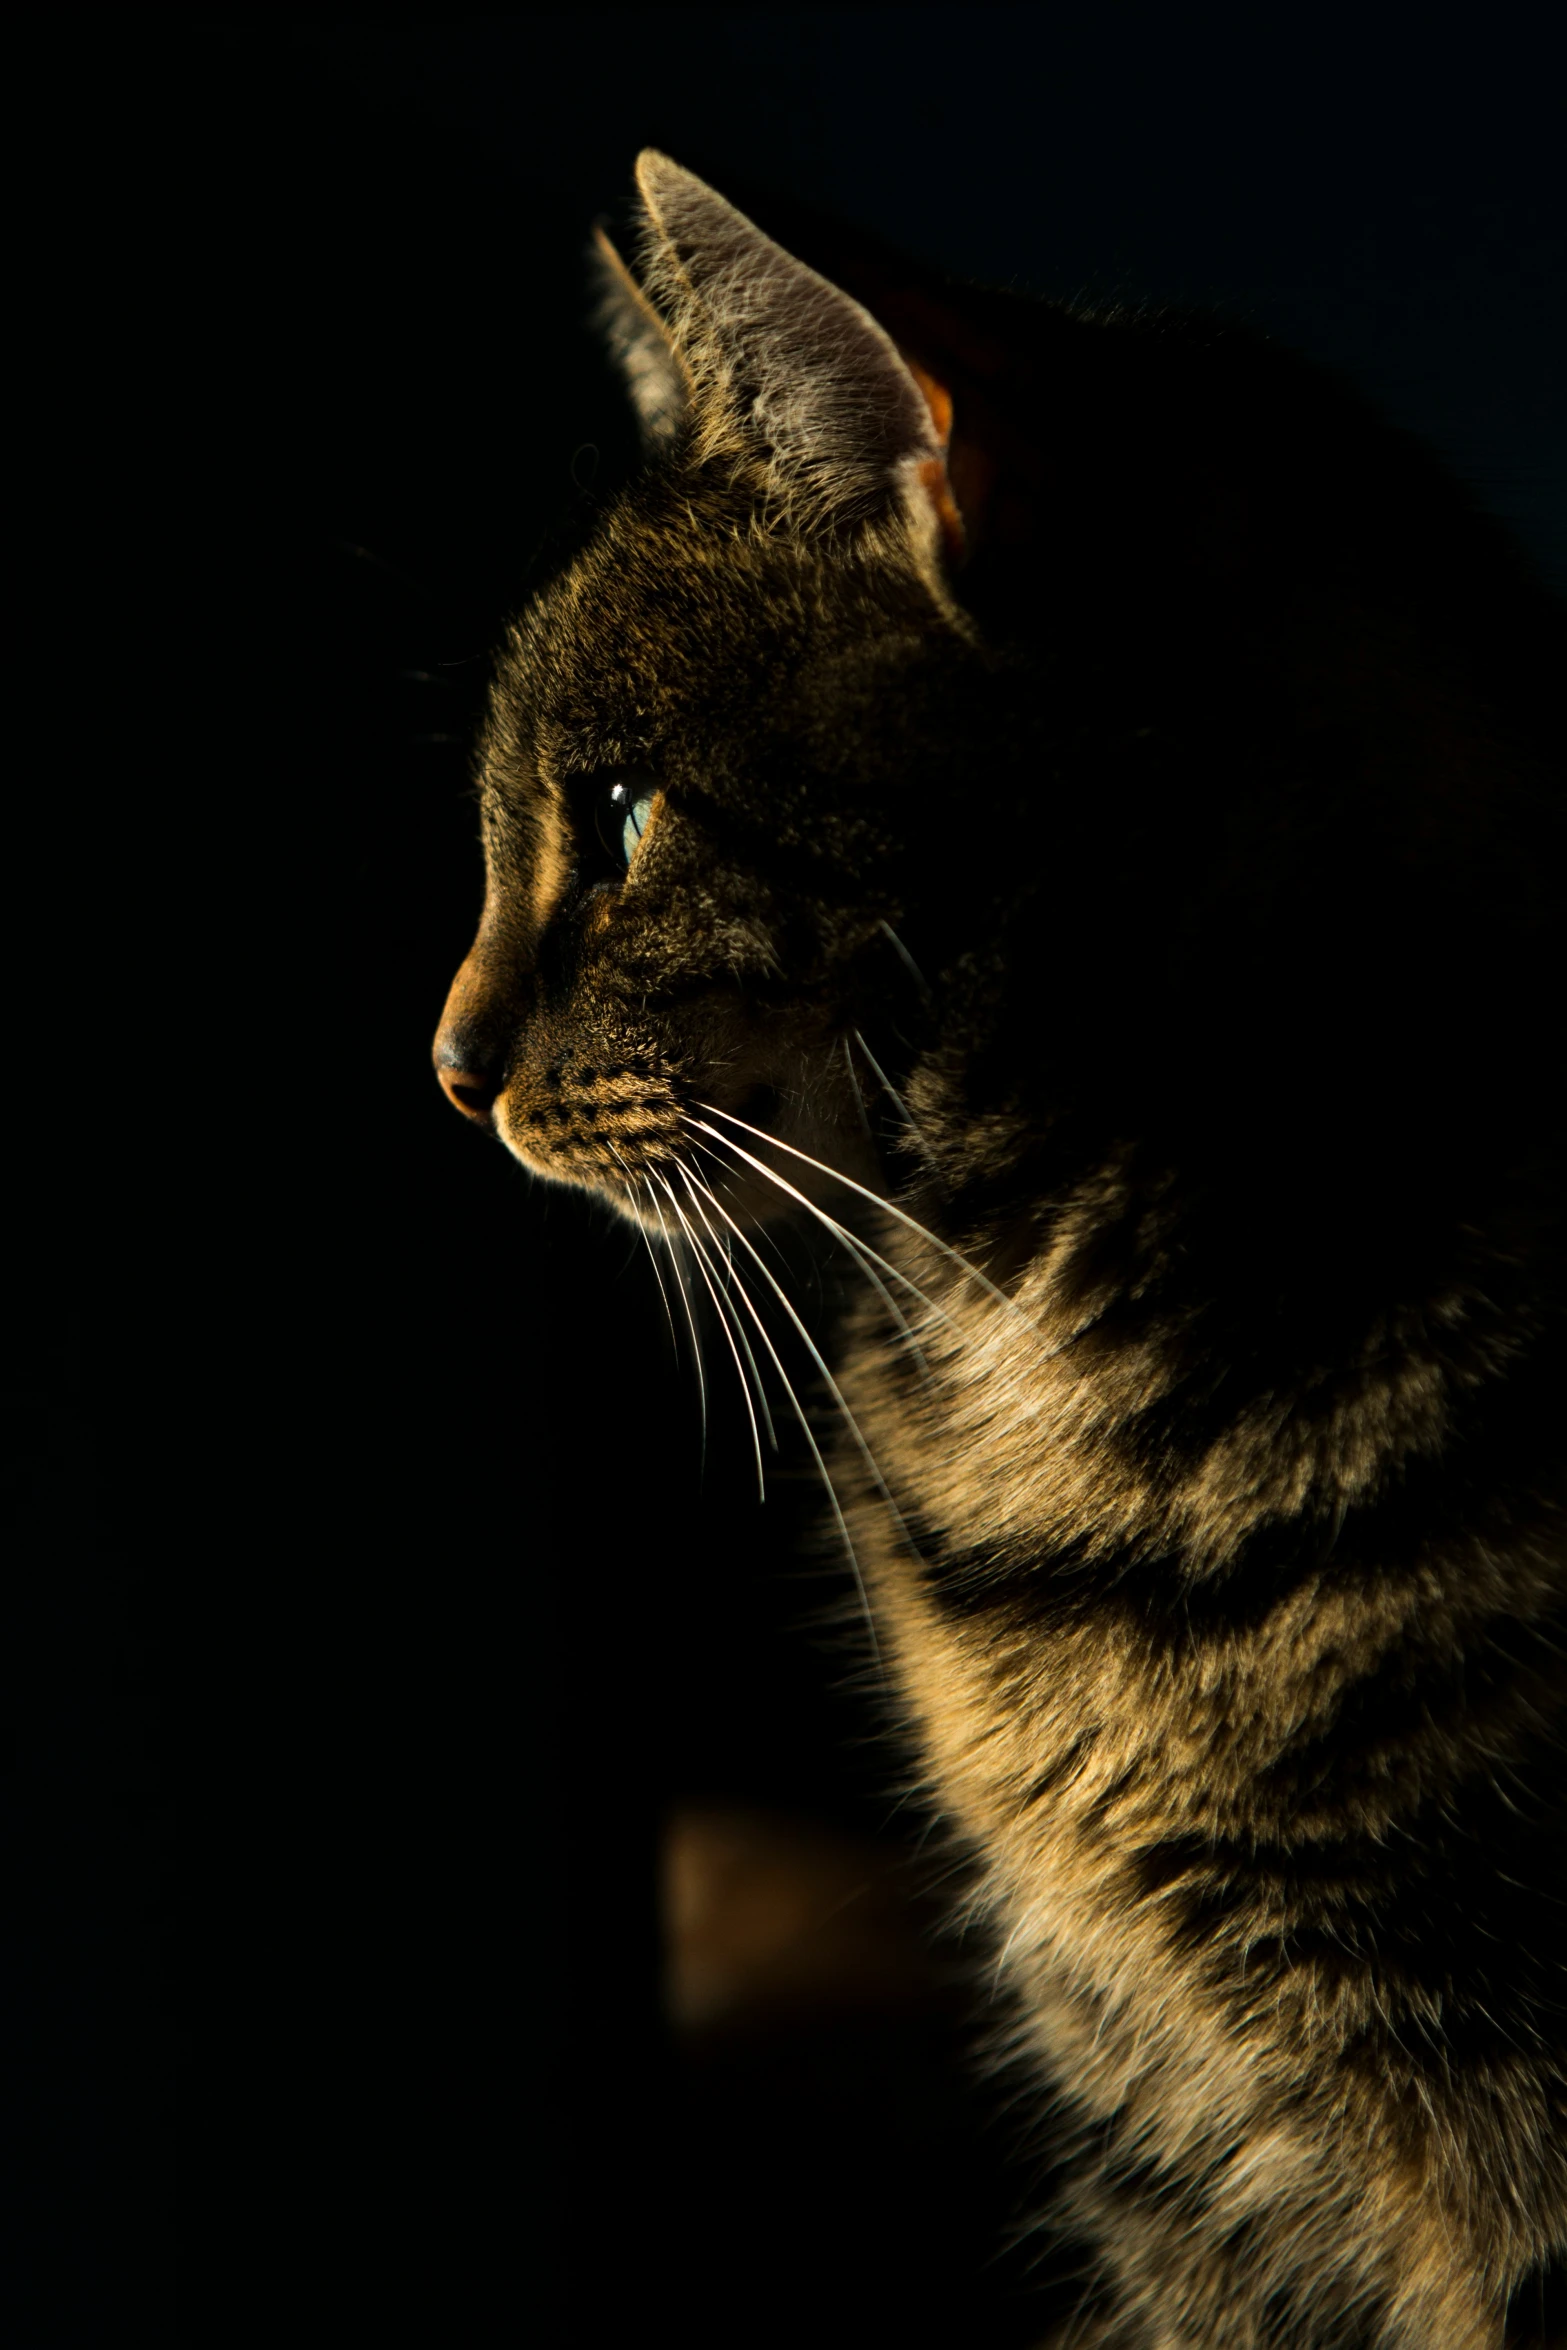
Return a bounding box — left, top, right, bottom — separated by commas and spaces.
675, 1165, 884, 1673
648, 1166, 767, 1503
640, 1170, 708, 1469
688, 1130, 938, 1380
689, 1107, 1046, 1348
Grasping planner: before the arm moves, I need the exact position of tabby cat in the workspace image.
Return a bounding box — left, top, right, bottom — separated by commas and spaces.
433, 154, 1565, 2347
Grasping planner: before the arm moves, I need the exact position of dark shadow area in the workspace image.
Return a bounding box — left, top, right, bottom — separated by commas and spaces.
8, 14, 1562, 2344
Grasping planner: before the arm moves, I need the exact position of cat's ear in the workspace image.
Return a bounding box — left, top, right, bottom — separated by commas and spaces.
591, 225, 692, 451
633, 151, 963, 551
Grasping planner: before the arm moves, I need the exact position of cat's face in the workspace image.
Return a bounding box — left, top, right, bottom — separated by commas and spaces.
436, 475, 963, 1227
434, 156, 971, 1230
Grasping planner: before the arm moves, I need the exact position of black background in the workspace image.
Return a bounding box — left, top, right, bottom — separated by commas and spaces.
7, 11, 1564, 2345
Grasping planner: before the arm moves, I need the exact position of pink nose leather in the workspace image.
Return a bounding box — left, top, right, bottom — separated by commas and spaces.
433, 948, 506, 1129
435, 1063, 498, 1126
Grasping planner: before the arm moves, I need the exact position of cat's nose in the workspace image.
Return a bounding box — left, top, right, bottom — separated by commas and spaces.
434, 952, 507, 1130
435, 1056, 500, 1127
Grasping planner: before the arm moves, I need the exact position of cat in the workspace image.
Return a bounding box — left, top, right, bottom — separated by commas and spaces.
432, 153, 1566, 2347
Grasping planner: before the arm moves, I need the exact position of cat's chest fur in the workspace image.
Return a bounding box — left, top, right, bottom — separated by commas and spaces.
837, 1206, 1452, 1838
835, 1241, 1546, 2344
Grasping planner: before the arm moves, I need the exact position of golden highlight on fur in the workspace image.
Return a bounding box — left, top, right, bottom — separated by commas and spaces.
433, 155, 1566, 2346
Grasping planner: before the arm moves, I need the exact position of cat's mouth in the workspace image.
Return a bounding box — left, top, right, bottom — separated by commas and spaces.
490, 1051, 883, 1237
492, 1052, 686, 1194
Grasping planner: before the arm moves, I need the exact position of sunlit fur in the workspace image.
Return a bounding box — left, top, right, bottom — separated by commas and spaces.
434, 155, 1566, 2346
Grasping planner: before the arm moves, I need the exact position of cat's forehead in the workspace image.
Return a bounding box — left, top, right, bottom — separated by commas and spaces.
505, 475, 916, 755
534, 488, 798, 677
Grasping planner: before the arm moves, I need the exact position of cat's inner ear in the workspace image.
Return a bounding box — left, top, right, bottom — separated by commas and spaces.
904, 358, 965, 562
633, 150, 962, 550
591, 225, 691, 451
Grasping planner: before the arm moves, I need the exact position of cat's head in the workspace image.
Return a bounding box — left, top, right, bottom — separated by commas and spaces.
432, 153, 984, 1226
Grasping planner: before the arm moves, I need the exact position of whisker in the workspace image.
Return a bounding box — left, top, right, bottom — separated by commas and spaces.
693, 1103, 1050, 1345
877, 918, 931, 1003
641, 1172, 708, 1471
689, 1131, 937, 1379
674, 1167, 884, 1672
683, 1163, 924, 1576
850, 1027, 919, 1132
705, 1217, 779, 1454
648, 1168, 767, 1503
690, 1124, 943, 1321
672, 1176, 781, 1473
638, 1193, 684, 1365
841, 1030, 876, 1143
607, 1147, 681, 1365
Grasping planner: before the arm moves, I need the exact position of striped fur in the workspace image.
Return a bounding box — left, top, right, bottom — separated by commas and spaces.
434, 158, 1566, 2344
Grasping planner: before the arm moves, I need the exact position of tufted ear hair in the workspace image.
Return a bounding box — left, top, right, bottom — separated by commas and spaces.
630, 150, 961, 547
591, 225, 692, 451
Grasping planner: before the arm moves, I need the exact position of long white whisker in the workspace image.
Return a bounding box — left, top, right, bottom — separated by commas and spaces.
674, 1168, 883, 1672
689, 1132, 937, 1379
682, 1164, 921, 1567
642, 1172, 707, 1468
693, 1103, 1048, 1343
639, 1208, 683, 1362
606, 1147, 682, 1365
702, 1211, 779, 1454
664, 1182, 769, 1501
690, 1125, 951, 1332
649, 1168, 766, 1504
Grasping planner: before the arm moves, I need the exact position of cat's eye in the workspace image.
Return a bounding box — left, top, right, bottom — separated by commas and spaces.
593, 771, 658, 873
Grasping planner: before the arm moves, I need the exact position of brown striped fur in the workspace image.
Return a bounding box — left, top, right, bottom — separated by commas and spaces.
433, 155, 1566, 2344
